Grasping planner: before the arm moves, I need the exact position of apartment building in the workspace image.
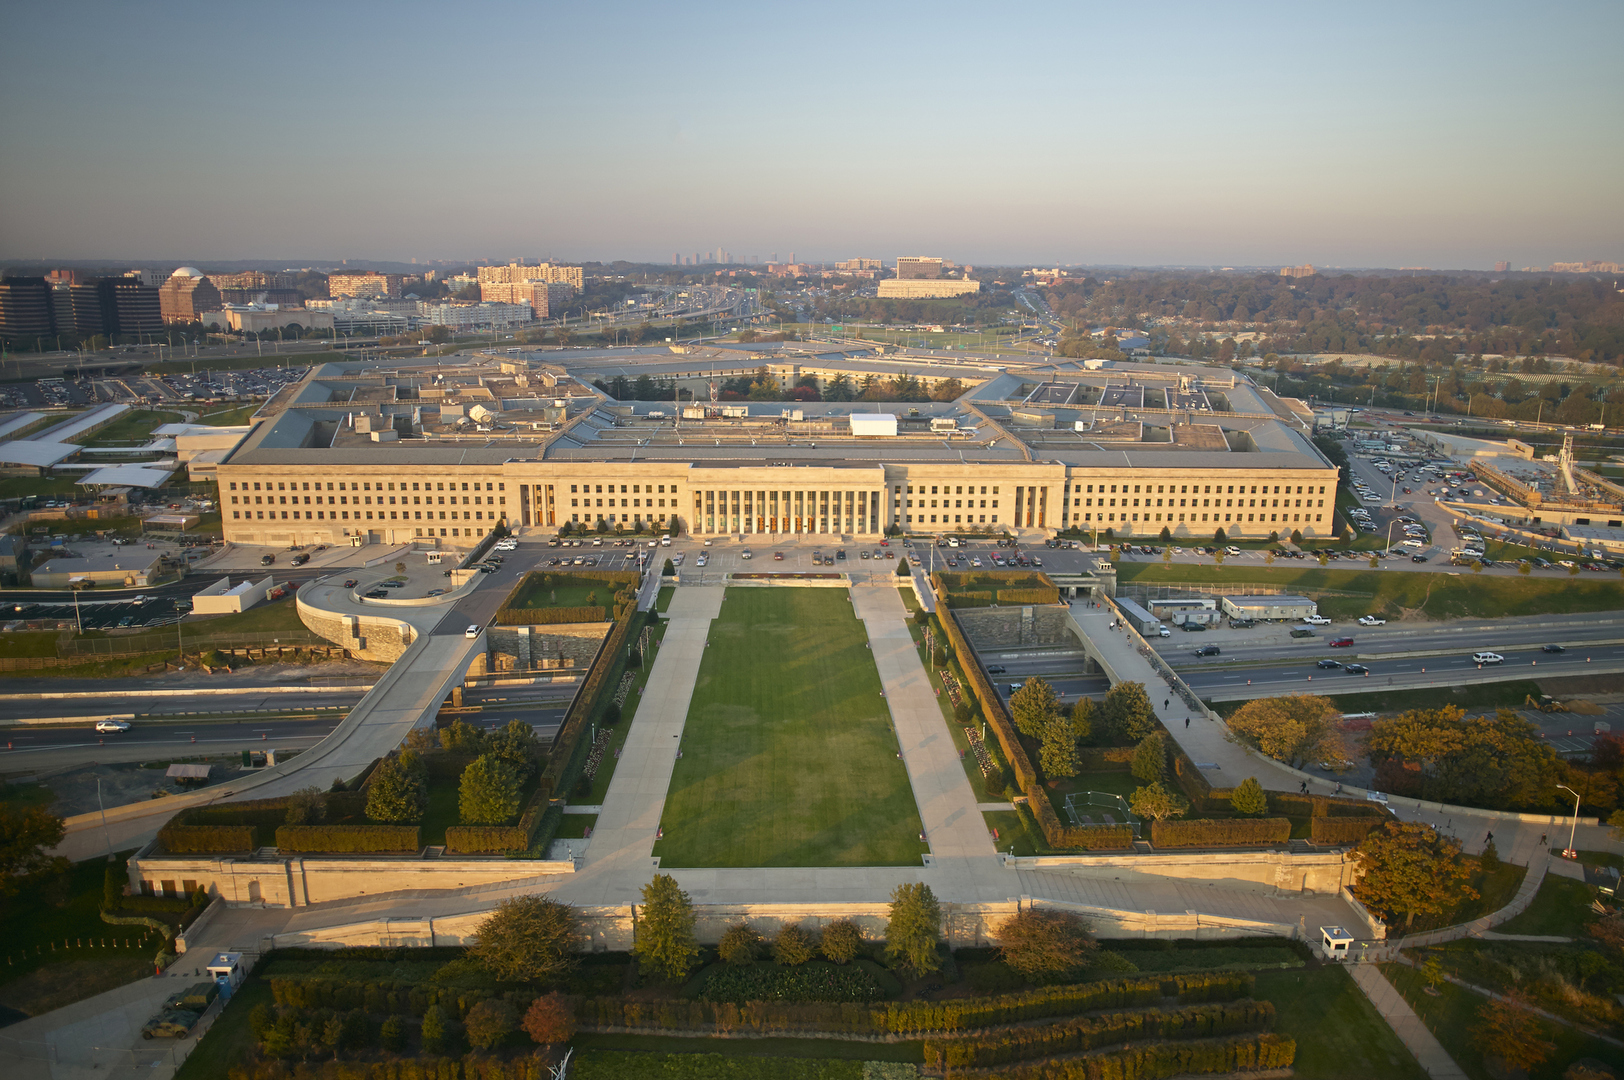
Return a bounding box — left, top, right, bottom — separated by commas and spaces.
328, 272, 405, 298
476, 262, 584, 291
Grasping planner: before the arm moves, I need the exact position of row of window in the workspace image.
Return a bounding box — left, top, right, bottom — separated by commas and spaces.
572, 498, 672, 508
907, 499, 997, 509
233, 509, 503, 522
1072, 497, 1323, 510
570, 483, 677, 495
1066, 483, 1325, 496
234, 494, 505, 507
230, 480, 504, 494
1077, 512, 1324, 525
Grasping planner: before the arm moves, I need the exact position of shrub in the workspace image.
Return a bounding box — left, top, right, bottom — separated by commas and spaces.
885, 882, 941, 977
459, 754, 523, 825
463, 998, 515, 1050
1131, 733, 1166, 783
633, 873, 699, 982
158, 824, 256, 854
284, 787, 326, 826
820, 919, 863, 965
1310, 817, 1382, 845
717, 923, 764, 965
773, 924, 818, 967
366, 751, 427, 824
1229, 777, 1268, 816
522, 991, 576, 1045
1150, 818, 1291, 848
378, 1014, 405, 1052
494, 606, 606, 626
698, 961, 887, 1004
274, 825, 420, 853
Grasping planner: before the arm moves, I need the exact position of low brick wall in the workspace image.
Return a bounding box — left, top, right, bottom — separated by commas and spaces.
1008, 849, 1354, 896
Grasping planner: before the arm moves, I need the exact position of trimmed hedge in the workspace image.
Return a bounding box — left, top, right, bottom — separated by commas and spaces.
495, 605, 605, 626
1311, 816, 1383, 845
226, 1054, 555, 1080
543, 607, 645, 795
698, 961, 888, 1004
998, 587, 1061, 604
1150, 818, 1291, 849
270, 977, 500, 1018
576, 972, 1255, 1036
443, 789, 557, 855
274, 824, 420, 854
158, 824, 257, 853
112, 894, 191, 914
923, 999, 1276, 1069
978, 1032, 1296, 1080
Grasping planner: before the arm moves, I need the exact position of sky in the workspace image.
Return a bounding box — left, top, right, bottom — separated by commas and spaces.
2, 0, 1620, 270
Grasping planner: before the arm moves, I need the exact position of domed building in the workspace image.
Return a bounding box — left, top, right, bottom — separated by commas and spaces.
158, 267, 222, 324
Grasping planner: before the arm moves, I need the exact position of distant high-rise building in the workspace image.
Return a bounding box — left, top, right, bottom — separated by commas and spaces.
672, 254, 680, 265
1280, 264, 1316, 279
0, 277, 55, 339
157, 267, 222, 324
1494, 261, 1510, 273
476, 262, 584, 291
877, 278, 981, 298
60, 278, 162, 337
1549, 260, 1622, 274
837, 258, 882, 272
209, 271, 297, 291
126, 269, 166, 288
897, 256, 944, 279
328, 272, 405, 298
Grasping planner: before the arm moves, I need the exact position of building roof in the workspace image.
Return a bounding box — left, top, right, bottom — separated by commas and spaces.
76, 463, 179, 488
172, 267, 204, 278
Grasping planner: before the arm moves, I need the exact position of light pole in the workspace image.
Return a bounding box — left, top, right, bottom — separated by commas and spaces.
1556, 783, 1582, 858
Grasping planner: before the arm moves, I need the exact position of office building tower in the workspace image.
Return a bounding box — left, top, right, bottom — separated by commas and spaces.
158, 267, 223, 324
897, 257, 944, 279
1493, 261, 1510, 273
0, 277, 55, 338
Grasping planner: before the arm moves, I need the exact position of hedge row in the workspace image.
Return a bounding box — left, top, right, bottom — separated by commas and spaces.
923, 999, 1276, 1070
226, 1053, 556, 1080
113, 894, 192, 913
1049, 821, 1135, 850
269, 978, 500, 1019
274, 825, 421, 854
576, 973, 1254, 1036
1149, 818, 1291, 848
1268, 792, 1388, 820
158, 824, 257, 853
997, 587, 1061, 604
1310, 816, 1383, 845
443, 793, 559, 855
494, 606, 605, 626
1081, 746, 1135, 770
979, 1033, 1296, 1080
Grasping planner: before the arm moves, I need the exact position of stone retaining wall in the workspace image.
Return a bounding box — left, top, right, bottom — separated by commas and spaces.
956, 605, 1075, 650
297, 595, 418, 663
486, 624, 608, 672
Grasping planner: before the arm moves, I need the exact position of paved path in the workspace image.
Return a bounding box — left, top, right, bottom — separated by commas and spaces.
1348, 963, 1470, 1079
852, 585, 1000, 887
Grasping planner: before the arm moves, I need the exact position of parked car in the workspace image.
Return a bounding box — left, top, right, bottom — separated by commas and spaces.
1358, 615, 1387, 626
1303, 615, 1332, 625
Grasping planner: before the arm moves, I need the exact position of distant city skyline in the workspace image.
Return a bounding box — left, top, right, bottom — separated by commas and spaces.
1, 1, 1619, 270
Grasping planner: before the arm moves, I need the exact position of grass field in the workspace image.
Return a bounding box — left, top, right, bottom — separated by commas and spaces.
198, 402, 260, 426
506, 571, 623, 611
1496, 875, 1601, 937
78, 409, 186, 447
1252, 967, 1428, 1079
1116, 562, 1624, 620
653, 588, 926, 867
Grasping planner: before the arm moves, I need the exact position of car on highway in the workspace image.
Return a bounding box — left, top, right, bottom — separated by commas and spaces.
1193, 645, 1221, 657
1316, 659, 1342, 669
1542, 644, 1567, 653
1344, 663, 1370, 675
1358, 616, 1387, 626
1472, 651, 1504, 665
1329, 637, 1355, 647
465, 625, 481, 638
95, 719, 131, 733
986, 665, 1007, 675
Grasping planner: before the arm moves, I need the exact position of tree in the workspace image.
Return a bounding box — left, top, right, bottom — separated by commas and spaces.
1609, 809, 1624, 842
521, 992, 577, 1046
367, 750, 428, 823
772, 924, 818, 966
1473, 993, 1554, 1074
379, 1014, 405, 1052
634, 874, 700, 981
1365, 707, 1559, 808
1318, 551, 1330, 566
394, 561, 406, 575
1214, 527, 1227, 544
420, 1004, 449, 1053
1130, 732, 1166, 783
1129, 782, 1189, 821
0, 803, 66, 913
472, 896, 578, 983
895, 558, 910, 577
662, 557, 675, 575
717, 923, 762, 965
1098, 682, 1158, 744
1230, 777, 1269, 816
1480, 837, 1500, 871
1226, 694, 1345, 768
996, 908, 1099, 980
1159, 526, 1171, 541
1009, 677, 1059, 738
464, 998, 516, 1051
439, 719, 486, 753
885, 882, 942, 976
1518, 560, 1532, 575
820, 919, 863, 964
487, 719, 541, 780
459, 754, 523, 825
1351, 822, 1479, 929
1290, 529, 1304, 545
1039, 720, 1080, 779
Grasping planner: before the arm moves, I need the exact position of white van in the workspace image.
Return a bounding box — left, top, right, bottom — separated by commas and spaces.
1472, 651, 1503, 665
660, 535, 671, 547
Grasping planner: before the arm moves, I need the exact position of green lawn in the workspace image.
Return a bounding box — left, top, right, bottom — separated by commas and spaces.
1496, 875, 1601, 937
0, 475, 83, 498
653, 588, 927, 867
1252, 967, 1428, 1080
198, 402, 260, 426
1402, 859, 1525, 935
0, 596, 320, 664
1380, 961, 1624, 1079
579, 622, 667, 804
78, 409, 186, 447
656, 585, 675, 612
505, 571, 623, 611
1116, 562, 1624, 620
982, 810, 1040, 856
1318, 679, 1543, 718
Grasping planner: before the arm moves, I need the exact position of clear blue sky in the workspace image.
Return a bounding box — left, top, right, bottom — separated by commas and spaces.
2, 0, 1619, 269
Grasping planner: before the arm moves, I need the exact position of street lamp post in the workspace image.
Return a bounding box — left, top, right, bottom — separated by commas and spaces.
1556, 784, 1582, 858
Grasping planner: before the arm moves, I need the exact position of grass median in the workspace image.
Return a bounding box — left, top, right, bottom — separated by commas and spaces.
653, 588, 926, 867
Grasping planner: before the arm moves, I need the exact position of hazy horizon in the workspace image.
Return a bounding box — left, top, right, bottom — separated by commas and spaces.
2, 0, 1619, 269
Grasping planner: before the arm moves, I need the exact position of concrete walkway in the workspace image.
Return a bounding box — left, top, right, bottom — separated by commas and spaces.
561, 586, 723, 906
1347, 963, 1470, 1080
852, 585, 1001, 889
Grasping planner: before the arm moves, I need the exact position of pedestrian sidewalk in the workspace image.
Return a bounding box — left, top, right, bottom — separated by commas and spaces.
1347, 964, 1470, 1080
